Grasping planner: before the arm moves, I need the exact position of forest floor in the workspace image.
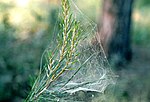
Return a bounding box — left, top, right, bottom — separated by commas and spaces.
100, 45, 150, 102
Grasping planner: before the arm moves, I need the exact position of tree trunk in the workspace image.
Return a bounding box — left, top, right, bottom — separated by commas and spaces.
97, 0, 134, 66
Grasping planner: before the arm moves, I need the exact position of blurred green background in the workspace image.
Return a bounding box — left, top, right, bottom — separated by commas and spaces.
0, 0, 150, 102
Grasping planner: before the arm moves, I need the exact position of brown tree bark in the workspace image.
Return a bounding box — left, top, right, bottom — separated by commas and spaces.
97, 0, 134, 66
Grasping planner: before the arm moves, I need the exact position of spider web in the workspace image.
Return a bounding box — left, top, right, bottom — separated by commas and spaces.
52, 0, 115, 93
30, 1, 116, 101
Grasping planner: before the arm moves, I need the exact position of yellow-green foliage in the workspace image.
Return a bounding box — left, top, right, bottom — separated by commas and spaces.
25, 0, 82, 101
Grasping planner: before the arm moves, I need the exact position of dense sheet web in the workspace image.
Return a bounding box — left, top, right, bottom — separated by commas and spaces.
50, 0, 115, 93
28, 1, 116, 101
